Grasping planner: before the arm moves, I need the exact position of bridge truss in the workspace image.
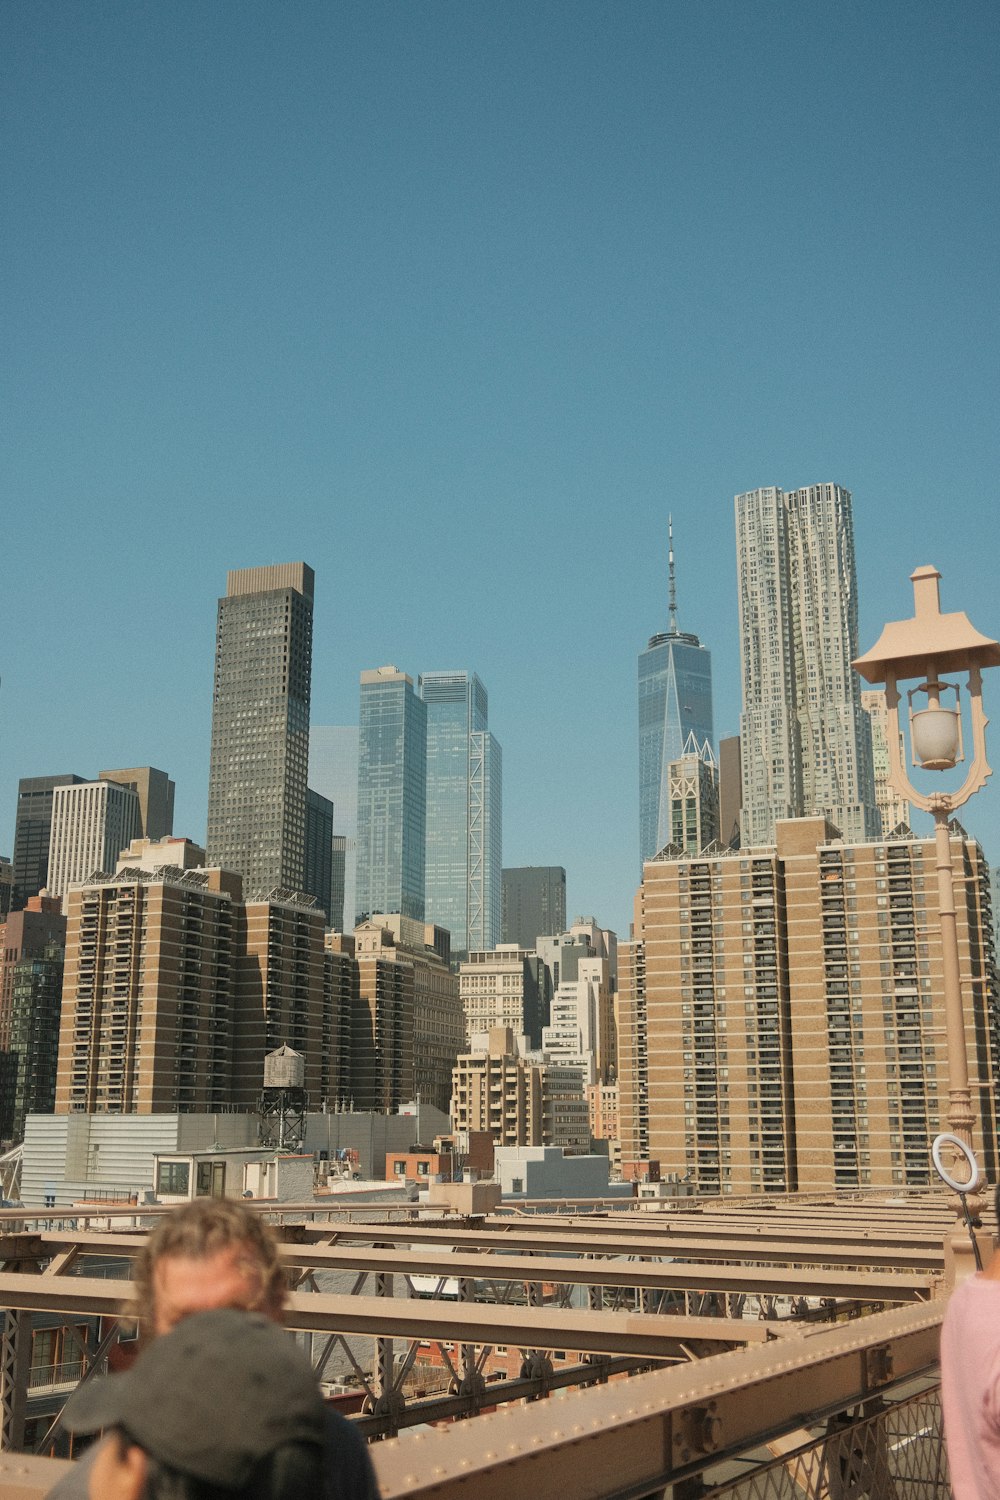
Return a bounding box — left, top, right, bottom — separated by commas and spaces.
0, 1190, 975, 1498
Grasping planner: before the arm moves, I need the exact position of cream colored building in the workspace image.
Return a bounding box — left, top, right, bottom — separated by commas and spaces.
99, 767, 175, 841
616, 942, 648, 1170
618, 816, 998, 1194
48, 780, 141, 902
861, 689, 912, 834
451, 1027, 542, 1148
342, 919, 414, 1114
459, 945, 547, 1046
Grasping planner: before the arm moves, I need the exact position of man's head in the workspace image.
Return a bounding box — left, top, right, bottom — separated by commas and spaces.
133, 1199, 287, 1338
64, 1309, 325, 1500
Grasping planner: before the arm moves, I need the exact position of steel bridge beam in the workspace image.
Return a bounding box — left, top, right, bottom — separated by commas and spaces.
21, 1231, 936, 1302
0, 1273, 780, 1357
369, 1302, 942, 1499
300, 1219, 944, 1269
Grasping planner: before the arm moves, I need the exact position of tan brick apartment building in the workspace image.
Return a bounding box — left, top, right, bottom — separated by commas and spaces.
618, 816, 998, 1194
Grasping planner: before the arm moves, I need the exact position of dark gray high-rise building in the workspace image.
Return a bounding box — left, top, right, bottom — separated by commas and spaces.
501, 866, 567, 951
11, 775, 85, 910
206, 563, 314, 898
330, 835, 348, 933
6, 940, 64, 1140
304, 787, 334, 925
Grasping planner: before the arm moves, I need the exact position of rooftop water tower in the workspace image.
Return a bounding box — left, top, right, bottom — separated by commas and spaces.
258, 1044, 307, 1152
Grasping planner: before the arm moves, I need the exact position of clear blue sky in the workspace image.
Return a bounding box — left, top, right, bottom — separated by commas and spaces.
3, 1, 998, 938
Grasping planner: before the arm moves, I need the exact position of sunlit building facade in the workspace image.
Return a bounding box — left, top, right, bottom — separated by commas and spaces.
618, 817, 999, 1194
735, 484, 878, 845
47, 780, 141, 901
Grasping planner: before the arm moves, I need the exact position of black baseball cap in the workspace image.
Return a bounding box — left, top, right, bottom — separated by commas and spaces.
63, 1309, 326, 1488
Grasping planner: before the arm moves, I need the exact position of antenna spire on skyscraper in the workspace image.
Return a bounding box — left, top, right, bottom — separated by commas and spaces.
668, 515, 678, 635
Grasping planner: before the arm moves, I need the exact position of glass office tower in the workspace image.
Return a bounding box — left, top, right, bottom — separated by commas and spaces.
639, 523, 714, 864
639, 632, 714, 862
420, 671, 502, 956
206, 563, 314, 898
355, 667, 427, 923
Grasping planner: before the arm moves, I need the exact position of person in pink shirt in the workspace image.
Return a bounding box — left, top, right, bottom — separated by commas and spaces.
940, 1184, 1000, 1498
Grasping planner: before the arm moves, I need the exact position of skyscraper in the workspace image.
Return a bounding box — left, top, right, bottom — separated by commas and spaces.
501, 866, 567, 950
735, 485, 878, 846
47, 780, 141, 900
11, 775, 85, 909
717, 735, 742, 849
638, 521, 714, 863
355, 667, 426, 923
206, 563, 314, 898
419, 670, 502, 955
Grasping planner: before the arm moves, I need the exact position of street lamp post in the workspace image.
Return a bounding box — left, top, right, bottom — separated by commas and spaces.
854, 567, 1000, 1276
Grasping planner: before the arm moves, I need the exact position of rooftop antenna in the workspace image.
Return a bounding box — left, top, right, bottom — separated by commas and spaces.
668, 515, 678, 635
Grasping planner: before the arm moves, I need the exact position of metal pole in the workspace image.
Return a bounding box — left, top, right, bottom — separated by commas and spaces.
934, 809, 974, 1148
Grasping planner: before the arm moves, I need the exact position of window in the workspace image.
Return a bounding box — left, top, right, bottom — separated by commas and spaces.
157, 1161, 190, 1197
196, 1161, 226, 1197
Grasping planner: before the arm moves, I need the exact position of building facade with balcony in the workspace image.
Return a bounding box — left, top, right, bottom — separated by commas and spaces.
618, 815, 998, 1193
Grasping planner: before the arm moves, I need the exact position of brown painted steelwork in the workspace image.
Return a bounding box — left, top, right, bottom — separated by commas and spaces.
19, 1230, 936, 1303
371, 1302, 942, 1498
0, 1273, 777, 1357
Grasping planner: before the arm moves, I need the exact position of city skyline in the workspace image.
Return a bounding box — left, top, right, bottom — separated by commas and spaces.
4, 4, 998, 939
